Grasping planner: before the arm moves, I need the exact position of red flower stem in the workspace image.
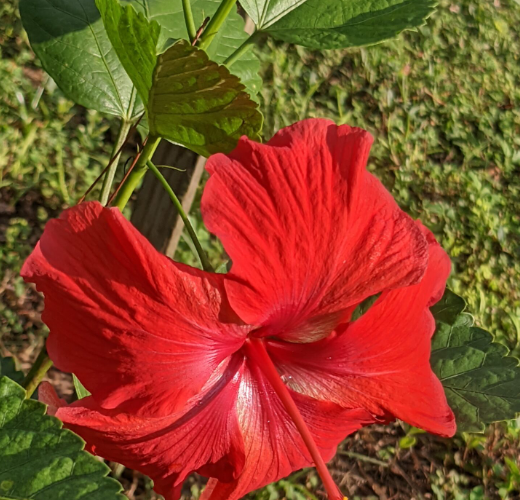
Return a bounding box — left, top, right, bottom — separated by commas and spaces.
244, 338, 347, 500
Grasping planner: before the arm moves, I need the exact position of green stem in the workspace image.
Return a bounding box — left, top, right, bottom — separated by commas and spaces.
198, 0, 238, 51
182, 0, 197, 42
22, 345, 53, 398
146, 160, 214, 272
99, 116, 134, 205
224, 31, 261, 67
112, 136, 162, 211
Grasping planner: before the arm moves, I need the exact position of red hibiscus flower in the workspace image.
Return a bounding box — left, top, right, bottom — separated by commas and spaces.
22, 119, 455, 500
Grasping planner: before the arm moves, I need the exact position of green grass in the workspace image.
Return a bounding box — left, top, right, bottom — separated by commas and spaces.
1, 0, 519, 498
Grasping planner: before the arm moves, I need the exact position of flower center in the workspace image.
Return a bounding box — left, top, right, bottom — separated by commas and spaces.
243, 337, 347, 500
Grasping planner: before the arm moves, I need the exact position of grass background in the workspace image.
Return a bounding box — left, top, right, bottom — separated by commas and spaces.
0, 0, 519, 498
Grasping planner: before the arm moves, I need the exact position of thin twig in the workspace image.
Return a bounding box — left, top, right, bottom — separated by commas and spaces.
77, 114, 144, 204
192, 17, 210, 46
106, 136, 148, 207
338, 451, 389, 468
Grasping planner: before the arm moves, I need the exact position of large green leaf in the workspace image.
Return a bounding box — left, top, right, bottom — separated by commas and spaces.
123, 0, 262, 98
243, 0, 436, 49
0, 377, 125, 499
431, 290, 520, 433
19, 0, 142, 119
149, 40, 262, 155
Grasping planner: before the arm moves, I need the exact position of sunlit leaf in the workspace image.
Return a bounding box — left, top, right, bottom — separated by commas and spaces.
149, 40, 262, 155
96, 0, 159, 106
98, 0, 262, 154
0, 377, 124, 500
123, 0, 262, 98
242, 0, 436, 49
431, 290, 520, 433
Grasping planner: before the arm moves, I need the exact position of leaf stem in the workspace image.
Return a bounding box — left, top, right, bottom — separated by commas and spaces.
198, 0, 238, 51
146, 160, 214, 272
244, 338, 347, 500
111, 136, 162, 211
99, 117, 134, 205
224, 31, 261, 67
182, 0, 197, 43
22, 345, 53, 398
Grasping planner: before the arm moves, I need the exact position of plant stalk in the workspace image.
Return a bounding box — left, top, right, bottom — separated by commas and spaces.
198, 0, 238, 51
182, 0, 197, 43
224, 31, 261, 67
244, 338, 347, 500
146, 160, 214, 272
111, 136, 162, 211
100, 90, 137, 204
22, 345, 53, 398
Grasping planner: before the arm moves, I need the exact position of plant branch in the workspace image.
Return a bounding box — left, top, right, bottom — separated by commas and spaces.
22, 345, 53, 398
224, 31, 261, 67
146, 160, 214, 272
110, 136, 161, 211
198, 0, 238, 51
182, 0, 197, 43
78, 114, 143, 205
99, 117, 134, 205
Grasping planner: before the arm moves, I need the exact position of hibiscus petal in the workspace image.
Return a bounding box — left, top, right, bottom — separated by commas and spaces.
201, 360, 374, 500
202, 119, 429, 342
49, 355, 246, 500
268, 224, 456, 436
22, 202, 247, 417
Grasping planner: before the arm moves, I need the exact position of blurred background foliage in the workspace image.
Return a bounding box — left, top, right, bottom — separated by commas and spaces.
0, 0, 519, 498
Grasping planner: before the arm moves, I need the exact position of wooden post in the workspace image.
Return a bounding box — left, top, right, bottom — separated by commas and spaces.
130, 141, 206, 258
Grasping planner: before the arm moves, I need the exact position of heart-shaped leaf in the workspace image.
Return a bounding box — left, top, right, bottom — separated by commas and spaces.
19, 0, 142, 119
243, 0, 436, 49
431, 290, 520, 433
0, 376, 125, 499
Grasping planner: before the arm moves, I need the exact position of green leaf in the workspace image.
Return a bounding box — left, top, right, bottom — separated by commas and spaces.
73, 375, 91, 400
98, 0, 262, 154
148, 40, 262, 156
239, 0, 305, 28
123, 0, 262, 98
96, 0, 160, 106
243, 0, 436, 49
19, 0, 142, 119
0, 377, 124, 500
399, 436, 417, 449
0, 357, 24, 385
431, 290, 520, 433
